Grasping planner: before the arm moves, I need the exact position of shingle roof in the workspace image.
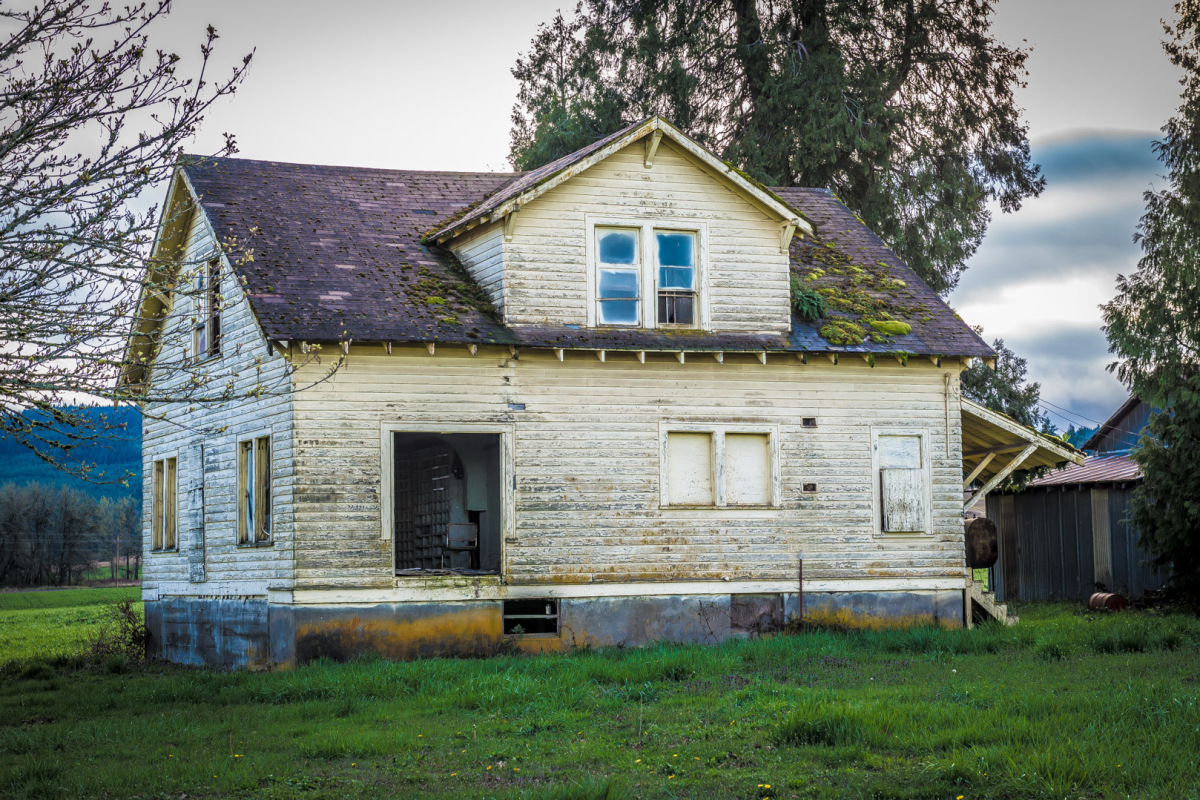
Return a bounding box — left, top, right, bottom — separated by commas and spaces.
181, 156, 992, 356
1029, 452, 1141, 486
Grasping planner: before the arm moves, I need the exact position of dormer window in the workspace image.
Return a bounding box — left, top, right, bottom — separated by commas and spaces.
597, 227, 641, 326
655, 231, 696, 326
589, 219, 707, 330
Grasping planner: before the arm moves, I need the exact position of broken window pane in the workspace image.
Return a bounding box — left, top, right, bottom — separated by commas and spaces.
666, 432, 714, 505
656, 230, 696, 325
725, 434, 771, 505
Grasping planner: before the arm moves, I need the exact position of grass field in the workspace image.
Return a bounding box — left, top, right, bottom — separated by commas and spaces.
0, 587, 141, 664
1, 592, 1198, 800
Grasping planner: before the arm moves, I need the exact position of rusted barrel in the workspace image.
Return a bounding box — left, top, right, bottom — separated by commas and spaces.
1088, 592, 1128, 611
964, 517, 998, 569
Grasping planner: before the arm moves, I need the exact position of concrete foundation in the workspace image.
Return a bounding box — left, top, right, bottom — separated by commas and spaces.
145, 588, 966, 668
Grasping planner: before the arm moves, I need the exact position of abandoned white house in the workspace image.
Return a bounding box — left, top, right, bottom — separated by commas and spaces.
122, 117, 1080, 668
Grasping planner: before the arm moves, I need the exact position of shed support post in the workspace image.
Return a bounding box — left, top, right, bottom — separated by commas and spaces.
964, 443, 1037, 511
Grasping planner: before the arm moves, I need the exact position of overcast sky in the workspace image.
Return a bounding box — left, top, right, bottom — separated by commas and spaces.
159, 0, 1181, 430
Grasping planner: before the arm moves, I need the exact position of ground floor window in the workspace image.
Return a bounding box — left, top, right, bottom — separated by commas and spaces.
392, 432, 502, 574
238, 435, 271, 545
152, 456, 177, 551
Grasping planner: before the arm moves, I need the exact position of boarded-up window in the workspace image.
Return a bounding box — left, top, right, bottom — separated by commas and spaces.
152, 457, 177, 550
725, 433, 771, 505
878, 434, 924, 532
192, 259, 221, 359
666, 432, 714, 505
238, 436, 271, 544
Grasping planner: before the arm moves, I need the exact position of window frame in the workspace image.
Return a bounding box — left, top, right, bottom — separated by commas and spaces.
586, 216, 709, 330
151, 455, 178, 552
237, 432, 273, 547
870, 427, 933, 537
659, 422, 780, 509
192, 257, 221, 361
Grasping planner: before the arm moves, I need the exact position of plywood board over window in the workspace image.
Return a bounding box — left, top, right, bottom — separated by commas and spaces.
872, 430, 930, 535
662, 425, 779, 508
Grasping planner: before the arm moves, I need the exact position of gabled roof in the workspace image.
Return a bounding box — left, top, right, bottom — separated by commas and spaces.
1081, 396, 1144, 451
427, 116, 814, 244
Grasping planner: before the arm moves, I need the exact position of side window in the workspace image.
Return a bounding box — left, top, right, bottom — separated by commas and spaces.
664, 429, 776, 507
152, 457, 177, 551
237, 436, 272, 544
877, 434, 925, 533
193, 259, 221, 360
596, 228, 640, 326
655, 230, 697, 326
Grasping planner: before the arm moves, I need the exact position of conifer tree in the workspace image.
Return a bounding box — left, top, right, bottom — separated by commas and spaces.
510, 0, 1045, 294
1102, 1, 1200, 605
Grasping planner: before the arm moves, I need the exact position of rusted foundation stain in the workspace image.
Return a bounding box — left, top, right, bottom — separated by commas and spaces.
292, 603, 504, 663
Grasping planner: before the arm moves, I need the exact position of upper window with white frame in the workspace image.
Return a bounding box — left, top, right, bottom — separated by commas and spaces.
662, 426, 777, 508
192, 258, 221, 360
591, 221, 705, 330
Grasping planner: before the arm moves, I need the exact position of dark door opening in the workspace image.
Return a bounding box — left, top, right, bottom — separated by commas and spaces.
393, 432, 502, 574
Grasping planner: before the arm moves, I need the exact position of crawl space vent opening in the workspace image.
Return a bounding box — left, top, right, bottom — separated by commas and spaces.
503, 599, 558, 635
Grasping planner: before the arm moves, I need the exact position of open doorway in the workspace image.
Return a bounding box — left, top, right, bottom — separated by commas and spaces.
393, 432, 502, 574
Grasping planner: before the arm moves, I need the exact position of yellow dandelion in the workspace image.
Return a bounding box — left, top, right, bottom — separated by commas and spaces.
351, 763, 355, 766
514, 767, 519, 772
635, 759, 642, 764
957, 796, 963, 799
486, 766, 492, 771
168, 755, 173, 758
668, 775, 675, 779
451, 773, 457, 777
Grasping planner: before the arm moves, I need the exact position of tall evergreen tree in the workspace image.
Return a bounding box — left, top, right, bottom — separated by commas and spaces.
1102, 0, 1200, 606
510, 0, 1044, 294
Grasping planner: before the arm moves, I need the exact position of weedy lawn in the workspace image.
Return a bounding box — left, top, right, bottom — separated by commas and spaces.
1, 593, 1198, 800
0, 586, 141, 663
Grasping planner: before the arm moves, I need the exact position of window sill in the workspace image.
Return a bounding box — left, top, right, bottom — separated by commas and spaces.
150, 548, 179, 554
237, 540, 274, 549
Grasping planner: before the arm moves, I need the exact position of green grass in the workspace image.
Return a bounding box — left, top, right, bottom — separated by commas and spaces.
2, 599, 1199, 799
0, 587, 141, 664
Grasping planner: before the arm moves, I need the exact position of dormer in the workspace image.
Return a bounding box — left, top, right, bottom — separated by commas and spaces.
429, 117, 812, 335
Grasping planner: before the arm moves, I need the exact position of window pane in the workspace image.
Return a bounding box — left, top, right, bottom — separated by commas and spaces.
659, 265, 694, 290
598, 269, 639, 299
656, 232, 694, 267
598, 229, 637, 264
599, 299, 639, 325
726, 434, 771, 505
878, 435, 921, 469
666, 432, 713, 505
657, 292, 694, 325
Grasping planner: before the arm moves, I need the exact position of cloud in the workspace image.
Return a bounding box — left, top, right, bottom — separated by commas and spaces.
950, 130, 1160, 427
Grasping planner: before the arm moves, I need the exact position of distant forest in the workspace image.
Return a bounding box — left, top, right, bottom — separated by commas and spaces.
0, 406, 141, 502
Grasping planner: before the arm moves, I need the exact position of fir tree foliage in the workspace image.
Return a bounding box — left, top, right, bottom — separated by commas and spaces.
1101, 1, 1200, 606
510, 0, 1045, 294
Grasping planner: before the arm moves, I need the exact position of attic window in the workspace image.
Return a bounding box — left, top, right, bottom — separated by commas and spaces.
589, 219, 707, 330
192, 259, 220, 360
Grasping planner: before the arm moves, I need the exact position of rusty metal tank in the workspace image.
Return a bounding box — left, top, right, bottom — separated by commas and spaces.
1088, 592, 1128, 611
964, 517, 998, 569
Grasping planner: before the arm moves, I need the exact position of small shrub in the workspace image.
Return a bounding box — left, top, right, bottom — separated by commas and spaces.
84, 599, 148, 664
103, 654, 128, 674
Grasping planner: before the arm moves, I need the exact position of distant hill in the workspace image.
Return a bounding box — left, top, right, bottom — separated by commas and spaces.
0, 407, 141, 502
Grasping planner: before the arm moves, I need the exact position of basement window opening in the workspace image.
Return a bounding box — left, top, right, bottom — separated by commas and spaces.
503, 599, 558, 635
393, 432, 502, 575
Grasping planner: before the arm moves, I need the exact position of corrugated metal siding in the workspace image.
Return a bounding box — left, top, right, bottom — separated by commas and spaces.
990, 486, 1161, 602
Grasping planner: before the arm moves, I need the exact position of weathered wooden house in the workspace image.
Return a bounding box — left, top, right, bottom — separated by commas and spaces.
987, 397, 1162, 602
123, 117, 1079, 668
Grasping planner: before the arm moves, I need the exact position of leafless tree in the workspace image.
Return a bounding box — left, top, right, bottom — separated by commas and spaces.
1, 2, 338, 483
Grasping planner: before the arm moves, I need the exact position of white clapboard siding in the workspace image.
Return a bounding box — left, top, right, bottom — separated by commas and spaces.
449, 223, 506, 314
289, 347, 965, 591
474, 140, 791, 332
141, 202, 295, 597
